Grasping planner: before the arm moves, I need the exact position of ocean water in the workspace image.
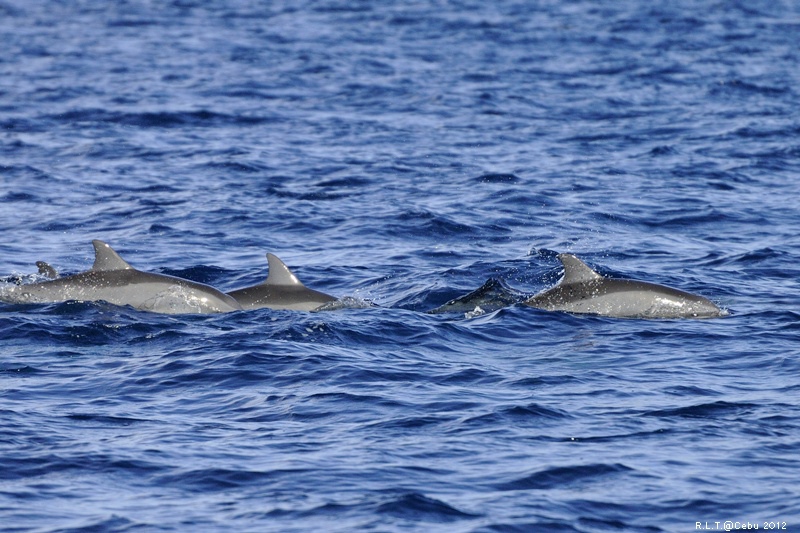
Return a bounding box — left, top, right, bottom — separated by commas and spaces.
1, 0, 799, 531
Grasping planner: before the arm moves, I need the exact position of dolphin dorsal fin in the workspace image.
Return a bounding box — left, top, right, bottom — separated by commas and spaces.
558, 253, 602, 284
91, 240, 133, 271
264, 253, 304, 286
36, 261, 59, 279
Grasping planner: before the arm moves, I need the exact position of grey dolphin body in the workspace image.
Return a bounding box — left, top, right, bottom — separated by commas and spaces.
227, 253, 336, 311
524, 254, 724, 319
0, 240, 242, 314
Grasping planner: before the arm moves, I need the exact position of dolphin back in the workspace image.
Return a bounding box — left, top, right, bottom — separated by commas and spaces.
227, 253, 336, 311
1, 241, 242, 314
525, 254, 723, 319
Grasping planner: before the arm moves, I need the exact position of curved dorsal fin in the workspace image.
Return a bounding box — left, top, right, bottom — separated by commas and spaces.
91, 240, 133, 271
558, 253, 602, 284
36, 261, 59, 279
264, 253, 304, 286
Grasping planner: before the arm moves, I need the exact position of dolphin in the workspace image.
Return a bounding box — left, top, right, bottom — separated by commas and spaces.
524, 254, 724, 319
428, 278, 525, 314
227, 253, 336, 311
0, 240, 242, 314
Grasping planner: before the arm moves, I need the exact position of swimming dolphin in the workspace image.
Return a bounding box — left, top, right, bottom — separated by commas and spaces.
428, 278, 525, 314
0, 240, 242, 314
227, 253, 336, 311
524, 254, 724, 319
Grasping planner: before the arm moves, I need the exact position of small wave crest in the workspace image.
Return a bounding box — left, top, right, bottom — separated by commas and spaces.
494, 463, 633, 491
376, 492, 480, 522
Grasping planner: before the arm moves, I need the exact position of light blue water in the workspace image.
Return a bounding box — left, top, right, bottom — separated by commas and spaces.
1, 1, 799, 531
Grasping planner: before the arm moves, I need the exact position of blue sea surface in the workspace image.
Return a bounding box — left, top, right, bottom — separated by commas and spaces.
1, 1, 799, 531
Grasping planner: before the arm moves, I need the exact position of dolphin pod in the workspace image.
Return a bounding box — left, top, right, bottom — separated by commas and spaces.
23, 244, 336, 313
1, 241, 725, 318
0, 240, 335, 314
429, 253, 725, 319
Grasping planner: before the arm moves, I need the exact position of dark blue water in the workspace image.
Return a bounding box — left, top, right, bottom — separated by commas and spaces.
2, 1, 799, 531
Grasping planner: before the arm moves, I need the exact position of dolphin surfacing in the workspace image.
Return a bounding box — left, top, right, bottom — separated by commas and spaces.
227, 253, 336, 311
427, 278, 525, 314
524, 254, 724, 319
0, 240, 242, 314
